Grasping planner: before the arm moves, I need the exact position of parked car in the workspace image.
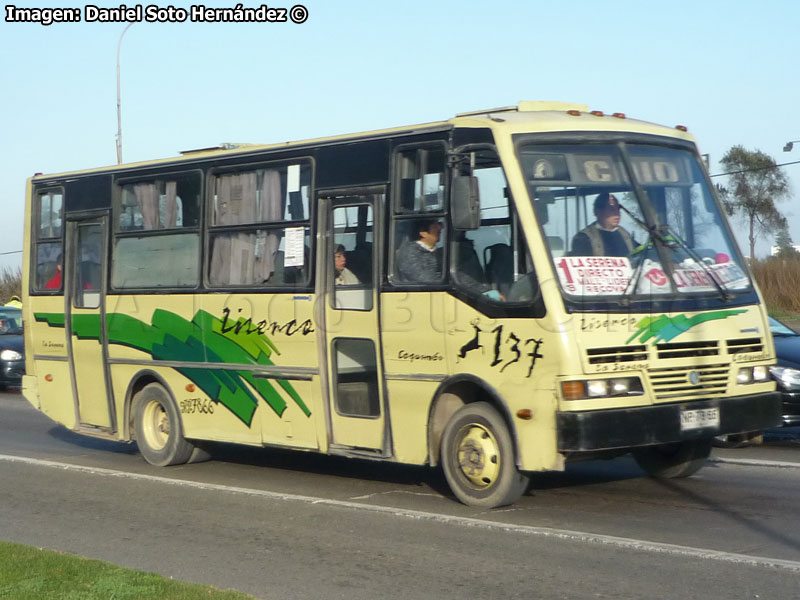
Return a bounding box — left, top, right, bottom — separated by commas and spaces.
0, 307, 24, 389
769, 316, 800, 427
713, 316, 800, 447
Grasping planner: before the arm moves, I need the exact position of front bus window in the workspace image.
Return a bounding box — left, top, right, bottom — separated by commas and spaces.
519, 142, 752, 304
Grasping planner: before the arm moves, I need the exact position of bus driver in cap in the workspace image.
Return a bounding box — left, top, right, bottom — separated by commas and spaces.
570, 192, 635, 257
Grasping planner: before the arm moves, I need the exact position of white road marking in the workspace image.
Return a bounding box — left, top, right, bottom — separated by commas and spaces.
710, 456, 800, 469
3, 452, 800, 573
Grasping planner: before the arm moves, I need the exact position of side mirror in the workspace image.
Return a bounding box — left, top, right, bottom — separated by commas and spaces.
451, 175, 480, 230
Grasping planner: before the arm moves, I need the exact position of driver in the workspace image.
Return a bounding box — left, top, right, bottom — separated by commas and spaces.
571, 193, 635, 257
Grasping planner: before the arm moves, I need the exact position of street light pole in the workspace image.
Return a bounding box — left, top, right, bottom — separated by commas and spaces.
116, 23, 133, 164
784, 140, 800, 152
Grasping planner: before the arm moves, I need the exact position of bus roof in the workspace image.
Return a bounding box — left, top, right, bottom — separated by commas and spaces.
29, 101, 695, 182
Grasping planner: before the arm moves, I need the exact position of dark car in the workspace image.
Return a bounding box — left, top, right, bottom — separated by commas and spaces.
0, 307, 24, 389
769, 316, 800, 426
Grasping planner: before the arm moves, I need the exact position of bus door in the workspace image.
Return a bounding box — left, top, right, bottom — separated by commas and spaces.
65, 215, 114, 432
318, 189, 389, 454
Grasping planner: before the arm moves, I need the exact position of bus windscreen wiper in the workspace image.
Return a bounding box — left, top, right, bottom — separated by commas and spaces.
617, 203, 730, 301
657, 223, 732, 301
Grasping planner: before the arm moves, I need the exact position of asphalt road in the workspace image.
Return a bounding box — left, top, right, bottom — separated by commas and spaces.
1, 390, 800, 599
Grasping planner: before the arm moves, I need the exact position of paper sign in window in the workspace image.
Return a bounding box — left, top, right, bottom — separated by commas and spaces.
284, 226, 305, 267
287, 164, 300, 193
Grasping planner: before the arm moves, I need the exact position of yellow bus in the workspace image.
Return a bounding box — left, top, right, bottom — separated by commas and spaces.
21, 101, 781, 507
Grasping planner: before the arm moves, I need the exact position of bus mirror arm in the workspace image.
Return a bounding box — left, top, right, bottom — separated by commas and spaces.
451, 174, 481, 230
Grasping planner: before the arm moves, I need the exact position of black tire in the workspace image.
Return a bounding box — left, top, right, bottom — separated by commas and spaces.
440, 402, 529, 508
632, 438, 712, 478
133, 383, 196, 467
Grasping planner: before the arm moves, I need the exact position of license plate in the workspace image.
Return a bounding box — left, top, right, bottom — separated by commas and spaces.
680, 407, 720, 431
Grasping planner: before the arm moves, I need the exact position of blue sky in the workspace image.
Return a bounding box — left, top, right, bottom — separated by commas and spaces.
2, 0, 798, 272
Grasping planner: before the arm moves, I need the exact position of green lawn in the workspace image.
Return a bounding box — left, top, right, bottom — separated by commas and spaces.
0, 542, 257, 600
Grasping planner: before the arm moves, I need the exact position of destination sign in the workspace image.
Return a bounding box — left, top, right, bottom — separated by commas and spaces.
523, 151, 689, 186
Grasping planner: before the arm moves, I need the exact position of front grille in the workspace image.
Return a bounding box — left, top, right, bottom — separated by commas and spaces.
655, 340, 720, 360
727, 337, 764, 354
586, 345, 648, 364
648, 363, 728, 401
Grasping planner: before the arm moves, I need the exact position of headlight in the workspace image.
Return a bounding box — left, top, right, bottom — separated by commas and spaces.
562, 377, 644, 400
0, 349, 22, 361
586, 380, 609, 397
737, 366, 769, 385
769, 366, 800, 391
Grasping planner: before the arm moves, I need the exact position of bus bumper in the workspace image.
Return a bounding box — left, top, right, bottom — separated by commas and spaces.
557, 392, 782, 452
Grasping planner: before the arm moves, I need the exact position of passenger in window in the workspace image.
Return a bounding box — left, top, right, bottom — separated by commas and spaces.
396, 219, 443, 282
570, 193, 635, 257
333, 245, 359, 285
45, 264, 62, 289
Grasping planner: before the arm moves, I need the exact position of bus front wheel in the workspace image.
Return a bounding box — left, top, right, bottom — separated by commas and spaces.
440, 402, 529, 508
632, 438, 712, 478
133, 383, 196, 467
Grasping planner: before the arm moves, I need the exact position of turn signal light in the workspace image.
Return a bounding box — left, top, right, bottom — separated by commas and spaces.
186, 383, 196, 392
516, 408, 533, 420
561, 381, 585, 401
44, 374, 53, 382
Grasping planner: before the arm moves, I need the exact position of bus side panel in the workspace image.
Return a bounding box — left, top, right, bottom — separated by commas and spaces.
33, 361, 76, 429
380, 292, 449, 464
200, 293, 320, 451
104, 295, 262, 446
258, 378, 320, 450
26, 295, 77, 429
443, 298, 563, 472
109, 362, 262, 446
385, 380, 439, 465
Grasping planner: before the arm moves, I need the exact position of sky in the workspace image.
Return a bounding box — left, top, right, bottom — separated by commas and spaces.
1, 0, 799, 273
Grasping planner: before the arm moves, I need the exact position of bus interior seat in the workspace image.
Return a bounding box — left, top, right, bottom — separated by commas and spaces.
456, 234, 486, 286
267, 251, 286, 284
484, 243, 514, 297
346, 242, 373, 284
546, 236, 565, 257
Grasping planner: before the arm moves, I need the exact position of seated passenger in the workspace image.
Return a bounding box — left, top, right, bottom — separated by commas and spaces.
333, 244, 359, 285
571, 193, 635, 257
395, 219, 443, 283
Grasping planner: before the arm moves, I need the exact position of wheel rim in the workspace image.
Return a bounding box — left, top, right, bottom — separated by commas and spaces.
454, 423, 501, 489
142, 400, 170, 451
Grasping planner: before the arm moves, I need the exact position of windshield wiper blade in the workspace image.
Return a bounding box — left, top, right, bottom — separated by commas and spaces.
620, 229, 654, 303
658, 224, 732, 301
616, 203, 730, 301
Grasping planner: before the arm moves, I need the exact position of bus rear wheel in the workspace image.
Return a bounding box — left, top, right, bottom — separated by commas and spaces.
441, 402, 529, 508
134, 383, 196, 467
632, 438, 712, 478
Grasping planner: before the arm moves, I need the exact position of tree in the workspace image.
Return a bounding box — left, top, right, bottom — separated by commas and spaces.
774, 224, 800, 259
720, 146, 791, 259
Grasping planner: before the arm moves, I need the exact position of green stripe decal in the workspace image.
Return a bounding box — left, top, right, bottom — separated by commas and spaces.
34, 309, 311, 427
626, 310, 747, 345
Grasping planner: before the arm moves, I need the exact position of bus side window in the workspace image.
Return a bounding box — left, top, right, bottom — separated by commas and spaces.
452, 149, 536, 303
207, 164, 312, 288
391, 145, 447, 285
33, 190, 64, 292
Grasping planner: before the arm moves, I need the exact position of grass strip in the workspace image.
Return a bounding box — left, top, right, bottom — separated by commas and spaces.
0, 541, 257, 600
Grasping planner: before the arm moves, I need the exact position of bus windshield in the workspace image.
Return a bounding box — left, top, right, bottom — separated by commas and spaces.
520, 142, 752, 302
